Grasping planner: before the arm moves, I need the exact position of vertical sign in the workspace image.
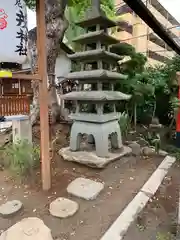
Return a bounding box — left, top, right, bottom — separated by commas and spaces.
0, 0, 28, 64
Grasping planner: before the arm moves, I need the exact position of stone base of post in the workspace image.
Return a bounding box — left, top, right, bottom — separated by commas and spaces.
12, 116, 32, 144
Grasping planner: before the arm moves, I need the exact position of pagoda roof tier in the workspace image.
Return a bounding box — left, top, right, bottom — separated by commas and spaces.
68, 49, 122, 62
62, 91, 131, 101
76, 15, 116, 29
69, 113, 120, 123
66, 69, 127, 81
73, 30, 119, 45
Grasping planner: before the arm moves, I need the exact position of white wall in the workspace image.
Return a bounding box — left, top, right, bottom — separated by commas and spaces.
22, 49, 72, 106
55, 50, 71, 106
22, 62, 30, 69
22, 49, 71, 79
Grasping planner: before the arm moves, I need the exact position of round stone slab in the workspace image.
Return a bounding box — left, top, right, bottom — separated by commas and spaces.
0, 200, 23, 217
0, 217, 53, 240
67, 177, 104, 200
49, 198, 79, 218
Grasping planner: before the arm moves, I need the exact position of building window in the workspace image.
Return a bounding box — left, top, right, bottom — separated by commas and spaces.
12, 83, 19, 89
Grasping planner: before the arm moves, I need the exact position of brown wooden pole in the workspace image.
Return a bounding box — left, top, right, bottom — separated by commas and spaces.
36, 0, 51, 190
12, 73, 41, 80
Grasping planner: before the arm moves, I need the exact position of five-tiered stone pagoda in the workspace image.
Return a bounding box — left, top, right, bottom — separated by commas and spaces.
59, 0, 131, 167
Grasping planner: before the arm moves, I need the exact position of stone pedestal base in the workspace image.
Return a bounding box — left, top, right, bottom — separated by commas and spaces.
59, 146, 132, 168
69, 118, 123, 158
12, 117, 32, 144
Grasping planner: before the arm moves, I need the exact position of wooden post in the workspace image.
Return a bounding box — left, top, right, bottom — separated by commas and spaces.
36, 0, 51, 190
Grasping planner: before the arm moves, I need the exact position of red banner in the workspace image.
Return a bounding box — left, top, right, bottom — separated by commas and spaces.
176, 87, 180, 132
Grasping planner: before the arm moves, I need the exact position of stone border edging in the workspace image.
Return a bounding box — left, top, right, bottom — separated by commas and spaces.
100, 156, 176, 240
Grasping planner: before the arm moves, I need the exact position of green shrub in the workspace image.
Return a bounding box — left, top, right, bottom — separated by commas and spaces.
156, 232, 172, 240
119, 112, 130, 137
164, 144, 180, 160
140, 127, 161, 153
4, 140, 40, 177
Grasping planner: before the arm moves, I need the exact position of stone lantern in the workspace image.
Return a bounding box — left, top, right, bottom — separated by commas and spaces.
59, 0, 132, 167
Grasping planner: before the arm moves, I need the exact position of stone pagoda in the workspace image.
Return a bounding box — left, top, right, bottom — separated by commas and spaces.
59, 0, 132, 168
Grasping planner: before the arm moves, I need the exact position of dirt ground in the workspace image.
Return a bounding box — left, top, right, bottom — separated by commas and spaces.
0, 156, 163, 239
0, 124, 179, 240
124, 163, 180, 240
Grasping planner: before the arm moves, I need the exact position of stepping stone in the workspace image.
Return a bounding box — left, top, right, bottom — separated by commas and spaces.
142, 146, 155, 156
67, 177, 104, 200
0, 200, 22, 217
0, 217, 53, 240
159, 149, 168, 157
49, 197, 79, 218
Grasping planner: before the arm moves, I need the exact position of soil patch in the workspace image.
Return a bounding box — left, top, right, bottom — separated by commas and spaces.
0, 123, 174, 240
0, 154, 163, 240
123, 162, 180, 240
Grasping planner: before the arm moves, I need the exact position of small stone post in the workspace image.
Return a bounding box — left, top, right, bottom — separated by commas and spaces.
12, 116, 32, 144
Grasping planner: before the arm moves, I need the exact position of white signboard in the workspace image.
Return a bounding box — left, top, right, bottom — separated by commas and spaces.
0, 0, 28, 64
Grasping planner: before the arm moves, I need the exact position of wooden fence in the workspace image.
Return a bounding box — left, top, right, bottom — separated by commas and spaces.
0, 95, 30, 116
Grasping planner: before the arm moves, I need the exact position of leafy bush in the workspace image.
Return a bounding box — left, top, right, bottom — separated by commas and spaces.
119, 112, 130, 137
164, 144, 180, 160
140, 125, 161, 153
156, 232, 172, 240
115, 52, 180, 128
4, 140, 40, 178
110, 43, 136, 56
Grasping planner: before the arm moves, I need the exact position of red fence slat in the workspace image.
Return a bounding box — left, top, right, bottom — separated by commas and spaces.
0, 95, 30, 116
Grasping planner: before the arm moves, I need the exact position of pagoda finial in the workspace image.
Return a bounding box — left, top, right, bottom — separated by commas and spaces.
85, 0, 105, 19
91, 0, 101, 12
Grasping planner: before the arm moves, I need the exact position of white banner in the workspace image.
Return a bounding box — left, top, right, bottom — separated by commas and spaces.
0, 0, 28, 64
